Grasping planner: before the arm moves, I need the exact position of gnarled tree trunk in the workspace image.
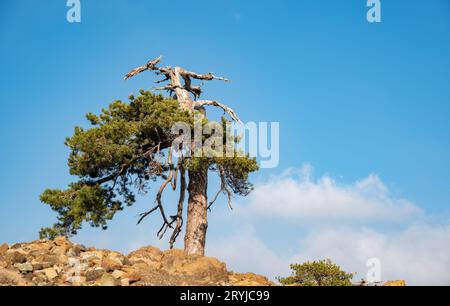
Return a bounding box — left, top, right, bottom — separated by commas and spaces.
184, 167, 208, 255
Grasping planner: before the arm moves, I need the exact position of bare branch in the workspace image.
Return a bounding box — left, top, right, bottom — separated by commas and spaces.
208, 165, 233, 211
137, 148, 174, 230
153, 84, 180, 92
171, 164, 178, 191
124, 55, 163, 80
194, 100, 241, 123
181, 71, 229, 82
137, 206, 159, 225
155, 75, 170, 84
169, 162, 186, 249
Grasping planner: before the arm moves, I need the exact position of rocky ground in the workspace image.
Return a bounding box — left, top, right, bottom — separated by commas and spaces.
0, 237, 273, 286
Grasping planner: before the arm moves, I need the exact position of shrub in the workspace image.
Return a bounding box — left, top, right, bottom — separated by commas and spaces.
278, 259, 354, 286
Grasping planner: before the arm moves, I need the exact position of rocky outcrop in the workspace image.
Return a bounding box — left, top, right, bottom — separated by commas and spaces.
0, 238, 273, 286
383, 280, 406, 286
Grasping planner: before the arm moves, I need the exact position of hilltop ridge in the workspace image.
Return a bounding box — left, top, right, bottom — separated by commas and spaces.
0, 237, 273, 286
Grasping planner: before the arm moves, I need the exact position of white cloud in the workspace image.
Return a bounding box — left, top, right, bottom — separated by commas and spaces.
207, 228, 289, 280
208, 224, 450, 285
206, 165, 450, 285
292, 225, 450, 285
242, 164, 422, 222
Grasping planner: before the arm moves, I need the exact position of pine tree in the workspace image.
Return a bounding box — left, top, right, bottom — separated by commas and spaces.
40, 56, 258, 255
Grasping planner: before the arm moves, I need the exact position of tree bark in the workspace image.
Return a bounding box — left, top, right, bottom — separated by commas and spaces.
184, 167, 208, 255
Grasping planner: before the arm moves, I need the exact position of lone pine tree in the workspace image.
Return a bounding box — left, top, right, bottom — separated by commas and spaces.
40, 56, 258, 255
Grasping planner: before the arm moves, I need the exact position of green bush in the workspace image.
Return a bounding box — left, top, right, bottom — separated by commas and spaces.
278, 259, 354, 286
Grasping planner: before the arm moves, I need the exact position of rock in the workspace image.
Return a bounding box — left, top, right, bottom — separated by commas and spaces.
121, 266, 142, 283
26, 241, 52, 252
0, 268, 29, 285
66, 275, 87, 285
85, 267, 105, 281
160, 249, 229, 283
66, 249, 77, 257
10, 243, 23, 249
14, 262, 34, 273
111, 270, 126, 279
4, 251, 27, 265
54, 236, 70, 247
384, 280, 406, 286
32, 273, 48, 286
43, 268, 58, 280
229, 273, 274, 286
128, 246, 162, 269
97, 273, 120, 286
177, 256, 229, 283
41, 255, 60, 267
81, 252, 99, 261
101, 257, 122, 272
0, 238, 274, 287
66, 258, 89, 276
67, 244, 85, 257
159, 249, 185, 270
31, 262, 45, 271
81, 252, 101, 267
0, 243, 9, 257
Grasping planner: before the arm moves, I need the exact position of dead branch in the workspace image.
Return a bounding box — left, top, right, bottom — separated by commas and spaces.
137, 148, 174, 231
194, 100, 241, 123
171, 164, 178, 191
136, 205, 159, 225
181, 71, 229, 82
208, 165, 233, 211
169, 161, 186, 249
124, 55, 163, 80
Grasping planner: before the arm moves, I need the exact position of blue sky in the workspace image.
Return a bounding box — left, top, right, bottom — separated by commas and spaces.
1, 0, 450, 284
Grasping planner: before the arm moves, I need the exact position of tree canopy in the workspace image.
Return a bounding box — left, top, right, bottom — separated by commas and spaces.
40, 91, 258, 246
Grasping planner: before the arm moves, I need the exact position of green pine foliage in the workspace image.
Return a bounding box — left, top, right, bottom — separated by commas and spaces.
277, 259, 354, 286
40, 91, 258, 239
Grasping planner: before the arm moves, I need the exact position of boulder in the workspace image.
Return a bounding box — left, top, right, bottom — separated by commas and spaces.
384, 280, 406, 286
54, 236, 71, 246
0, 243, 9, 257
42, 268, 59, 280
229, 273, 274, 286
121, 266, 142, 283
101, 257, 123, 272
67, 244, 85, 257
0, 268, 29, 285
127, 246, 162, 270
120, 278, 130, 286
160, 249, 229, 283
97, 273, 120, 286
26, 241, 52, 252
14, 262, 34, 274
111, 270, 126, 279
4, 251, 27, 265
85, 267, 105, 281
